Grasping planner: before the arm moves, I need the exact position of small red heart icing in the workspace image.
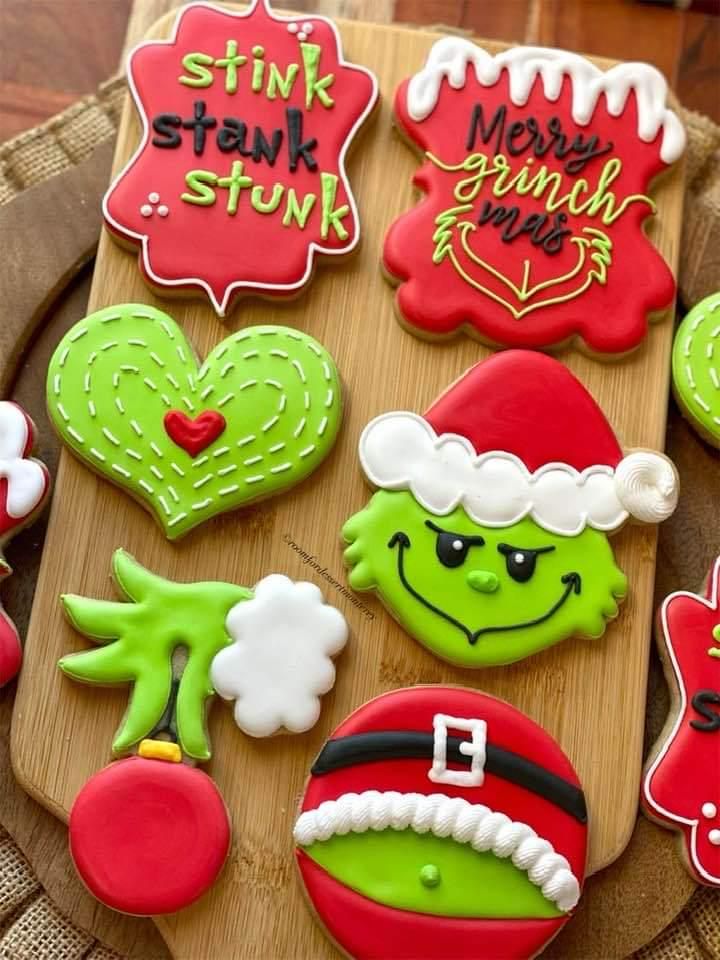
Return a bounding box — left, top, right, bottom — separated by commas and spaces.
163, 410, 226, 458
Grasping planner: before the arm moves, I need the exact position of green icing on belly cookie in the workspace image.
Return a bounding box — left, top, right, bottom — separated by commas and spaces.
47, 304, 342, 538
303, 828, 562, 919
672, 292, 720, 445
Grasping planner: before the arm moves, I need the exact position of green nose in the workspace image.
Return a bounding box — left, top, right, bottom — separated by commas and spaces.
467, 569, 499, 593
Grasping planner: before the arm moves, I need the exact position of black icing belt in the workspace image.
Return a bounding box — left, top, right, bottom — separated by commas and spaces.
311, 731, 588, 825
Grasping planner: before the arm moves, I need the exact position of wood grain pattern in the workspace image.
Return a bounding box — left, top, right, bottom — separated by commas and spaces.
10, 10, 685, 959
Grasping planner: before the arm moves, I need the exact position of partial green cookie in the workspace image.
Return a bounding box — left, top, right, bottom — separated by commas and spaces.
672, 292, 720, 446
47, 304, 342, 538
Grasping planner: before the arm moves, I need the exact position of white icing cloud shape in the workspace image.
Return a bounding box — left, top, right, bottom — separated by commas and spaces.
210, 575, 348, 738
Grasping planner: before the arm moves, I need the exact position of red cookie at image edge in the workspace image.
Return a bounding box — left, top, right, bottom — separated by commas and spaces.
294, 687, 588, 960
104, 0, 378, 316
383, 38, 686, 353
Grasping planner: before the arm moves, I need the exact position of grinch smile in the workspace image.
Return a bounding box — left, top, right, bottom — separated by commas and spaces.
388, 531, 582, 645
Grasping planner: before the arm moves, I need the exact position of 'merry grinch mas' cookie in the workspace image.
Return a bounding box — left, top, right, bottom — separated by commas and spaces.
343, 350, 678, 667
104, 0, 378, 315
47, 304, 342, 539
642, 557, 720, 887
383, 38, 685, 353
294, 687, 587, 960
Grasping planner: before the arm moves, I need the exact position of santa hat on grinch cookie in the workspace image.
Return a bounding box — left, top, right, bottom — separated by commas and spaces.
359, 350, 678, 536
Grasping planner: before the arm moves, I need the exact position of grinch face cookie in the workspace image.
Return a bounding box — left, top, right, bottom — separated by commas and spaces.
294, 687, 587, 960
642, 558, 720, 887
343, 350, 678, 667
672, 292, 720, 446
47, 304, 342, 539
383, 37, 685, 353
104, 0, 378, 315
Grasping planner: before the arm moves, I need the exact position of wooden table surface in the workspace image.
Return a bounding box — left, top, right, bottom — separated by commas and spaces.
0, 0, 719, 143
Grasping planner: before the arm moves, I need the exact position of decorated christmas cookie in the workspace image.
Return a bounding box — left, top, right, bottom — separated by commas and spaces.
60, 549, 348, 759
642, 557, 720, 887
0, 401, 51, 685
383, 37, 685, 353
104, 0, 378, 315
46, 304, 342, 540
294, 686, 587, 960
62, 549, 347, 914
672, 292, 720, 446
343, 350, 678, 667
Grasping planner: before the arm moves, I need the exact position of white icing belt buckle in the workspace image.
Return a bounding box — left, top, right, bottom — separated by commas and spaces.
428, 713, 487, 787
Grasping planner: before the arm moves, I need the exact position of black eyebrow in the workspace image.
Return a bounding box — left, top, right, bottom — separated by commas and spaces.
425, 520, 485, 545
497, 543, 556, 556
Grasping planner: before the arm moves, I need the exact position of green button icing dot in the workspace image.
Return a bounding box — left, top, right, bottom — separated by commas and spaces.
419, 863, 441, 888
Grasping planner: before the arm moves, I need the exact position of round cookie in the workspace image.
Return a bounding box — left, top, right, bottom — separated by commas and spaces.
46, 304, 342, 540
69, 753, 231, 915
671, 292, 720, 446
642, 557, 720, 887
294, 687, 588, 960
342, 349, 678, 668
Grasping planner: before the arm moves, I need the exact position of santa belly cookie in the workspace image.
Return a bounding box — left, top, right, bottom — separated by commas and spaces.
294, 687, 587, 960
343, 349, 678, 667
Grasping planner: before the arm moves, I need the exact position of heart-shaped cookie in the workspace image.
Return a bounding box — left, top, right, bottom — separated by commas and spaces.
47, 304, 342, 538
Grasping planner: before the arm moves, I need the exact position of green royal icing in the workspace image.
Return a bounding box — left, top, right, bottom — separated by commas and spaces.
47, 304, 342, 539
343, 491, 627, 667
672, 292, 720, 444
59, 549, 251, 761
304, 829, 562, 919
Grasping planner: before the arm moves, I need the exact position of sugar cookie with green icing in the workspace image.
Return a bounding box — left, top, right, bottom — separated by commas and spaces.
672, 292, 720, 446
47, 304, 342, 539
343, 350, 678, 668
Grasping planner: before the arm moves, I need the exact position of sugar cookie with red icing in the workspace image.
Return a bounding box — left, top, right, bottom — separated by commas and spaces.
0, 401, 51, 685
642, 557, 720, 887
383, 37, 685, 353
104, 0, 378, 316
294, 686, 588, 960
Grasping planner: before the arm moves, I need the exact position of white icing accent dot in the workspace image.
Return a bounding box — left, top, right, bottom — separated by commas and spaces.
298, 31, 307, 41
709, 829, 720, 846
287, 22, 298, 33
514, 552, 525, 563
302, 21, 313, 32
140, 204, 153, 217
157, 205, 169, 217
702, 802, 717, 819
452, 539, 464, 551
148, 192, 160, 203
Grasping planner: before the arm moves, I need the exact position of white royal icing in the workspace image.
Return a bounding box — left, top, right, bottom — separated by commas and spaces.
293, 790, 581, 911
406, 37, 686, 164
0, 402, 46, 520
210, 574, 348, 737
358, 412, 677, 536
428, 714, 487, 788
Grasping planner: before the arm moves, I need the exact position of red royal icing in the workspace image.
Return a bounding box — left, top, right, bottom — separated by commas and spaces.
69, 756, 231, 915
642, 558, 720, 887
383, 44, 680, 353
164, 409, 226, 457
297, 687, 587, 959
0, 606, 21, 688
104, 0, 378, 316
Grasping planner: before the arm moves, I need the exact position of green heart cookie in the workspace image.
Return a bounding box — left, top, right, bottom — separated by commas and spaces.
47, 304, 342, 538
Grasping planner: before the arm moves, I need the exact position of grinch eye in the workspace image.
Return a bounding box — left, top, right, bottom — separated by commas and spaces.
426, 521, 485, 568
497, 544, 555, 583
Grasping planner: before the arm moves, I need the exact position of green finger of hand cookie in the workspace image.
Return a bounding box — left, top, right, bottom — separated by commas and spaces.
672, 292, 720, 445
47, 304, 342, 539
304, 829, 562, 919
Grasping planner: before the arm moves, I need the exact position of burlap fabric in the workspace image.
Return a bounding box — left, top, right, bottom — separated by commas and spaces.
0, 74, 718, 960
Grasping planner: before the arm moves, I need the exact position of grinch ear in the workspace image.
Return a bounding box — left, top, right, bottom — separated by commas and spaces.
614, 451, 679, 523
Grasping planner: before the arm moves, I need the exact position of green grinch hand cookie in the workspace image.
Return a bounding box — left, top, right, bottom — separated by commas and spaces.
672, 292, 720, 446
343, 350, 679, 667
47, 304, 342, 539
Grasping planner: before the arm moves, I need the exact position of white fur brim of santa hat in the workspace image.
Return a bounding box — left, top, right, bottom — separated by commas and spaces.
359, 412, 678, 537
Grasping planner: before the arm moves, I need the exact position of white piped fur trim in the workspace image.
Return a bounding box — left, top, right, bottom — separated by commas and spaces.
294, 790, 581, 911
406, 37, 685, 165
359, 413, 677, 536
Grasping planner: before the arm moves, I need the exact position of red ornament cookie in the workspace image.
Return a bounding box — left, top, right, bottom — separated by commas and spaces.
383, 38, 685, 353
69, 753, 231, 915
0, 401, 51, 686
294, 687, 587, 960
104, 0, 378, 316
642, 558, 720, 887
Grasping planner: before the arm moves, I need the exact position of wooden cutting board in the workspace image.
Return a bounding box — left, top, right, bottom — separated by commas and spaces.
11, 7, 685, 959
